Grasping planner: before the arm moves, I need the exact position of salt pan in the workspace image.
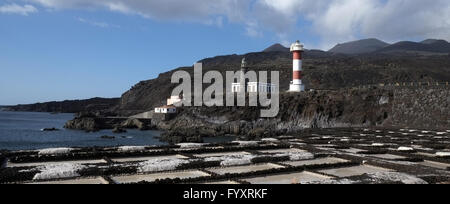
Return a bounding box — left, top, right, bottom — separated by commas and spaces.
177, 143, 206, 149
232, 141, 259, 146
398, 147, 414, 152
436, 152, 450, 157
118, 146, 146, 152
367, 172, 427, 184
38, 148, 73, 156
33, 163, 85, 180
204, 154, 257, 166
137, 158, 190, 173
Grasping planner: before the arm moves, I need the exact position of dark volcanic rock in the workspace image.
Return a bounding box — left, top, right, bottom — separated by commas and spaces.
0, 156, 7, 169
247, 128, 271, 139
64, 115, 154, 132
100, 135, 116, 140
121, 118, 154, 130
154, 89, 386, 138
155, 88, 449, 139
64, 117, 101, 132
41, 128, 59, 132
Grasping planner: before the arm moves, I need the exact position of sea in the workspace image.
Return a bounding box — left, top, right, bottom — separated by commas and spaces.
0, 111, 235, 151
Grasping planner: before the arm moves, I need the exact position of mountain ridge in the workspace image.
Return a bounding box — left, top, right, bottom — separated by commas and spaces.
421, 39, 449, 44
327, 38, 450, 55
377, 40, 450, 54
4, 97, 119, 114
329, 38, 390, 54
263, 43, 289, 52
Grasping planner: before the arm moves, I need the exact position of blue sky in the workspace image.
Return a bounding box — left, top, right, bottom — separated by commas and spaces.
0, 2, 319, 105
1, 0, 449, 105
0, 5, 286, 105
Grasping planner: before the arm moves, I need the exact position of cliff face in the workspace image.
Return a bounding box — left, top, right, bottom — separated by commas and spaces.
157, 89, 391, 141
157, 88, 449, 142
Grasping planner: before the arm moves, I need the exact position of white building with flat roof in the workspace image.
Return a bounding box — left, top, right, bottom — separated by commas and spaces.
155, 105, 177, 114
231, 82, 276, 93
231, 58, 277, 93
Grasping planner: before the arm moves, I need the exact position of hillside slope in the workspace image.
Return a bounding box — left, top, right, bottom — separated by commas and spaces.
329, 38, 390, 54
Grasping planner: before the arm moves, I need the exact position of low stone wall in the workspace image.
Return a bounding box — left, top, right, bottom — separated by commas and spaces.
385, 88, 449, 129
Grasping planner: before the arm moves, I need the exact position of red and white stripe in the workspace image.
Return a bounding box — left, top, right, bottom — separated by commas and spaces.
292, 50, 302, 85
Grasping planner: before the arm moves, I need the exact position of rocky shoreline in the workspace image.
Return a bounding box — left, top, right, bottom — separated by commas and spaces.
63, 111, 155, 132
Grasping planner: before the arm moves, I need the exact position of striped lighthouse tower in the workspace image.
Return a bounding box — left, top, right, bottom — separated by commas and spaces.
289, 40, 305, 92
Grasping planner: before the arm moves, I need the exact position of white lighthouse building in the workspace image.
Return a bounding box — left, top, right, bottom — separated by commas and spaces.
289, 40, 305, 92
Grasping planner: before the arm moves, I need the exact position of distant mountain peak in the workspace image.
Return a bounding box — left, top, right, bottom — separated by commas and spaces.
421, 39, 449, 44
263, 43, 289, 52
329, 38, 390, 55
376, 39, 450, 54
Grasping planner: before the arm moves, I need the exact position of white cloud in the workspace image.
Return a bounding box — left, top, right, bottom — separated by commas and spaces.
27, 0, 250, 22
24, 0, 450, 49
0, 3, 37, 16
257, 0, 450, 49
77, 17, 120, 29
